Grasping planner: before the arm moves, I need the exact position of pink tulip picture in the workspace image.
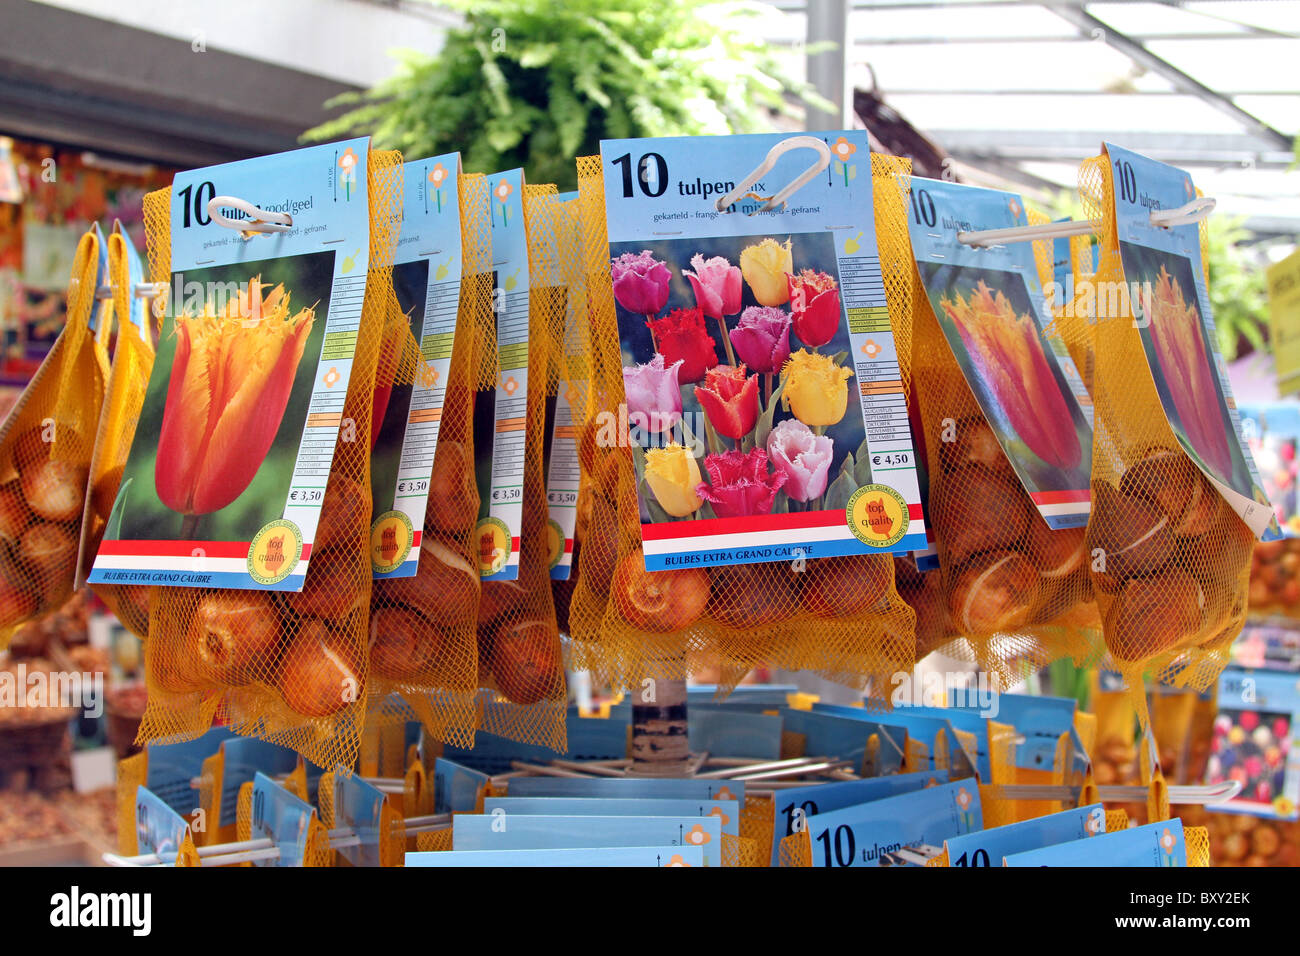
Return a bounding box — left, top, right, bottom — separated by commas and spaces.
729, 306, 792, 374
623, 353, 684, 434
766, 418, 833, 502
611, 250, 672, 317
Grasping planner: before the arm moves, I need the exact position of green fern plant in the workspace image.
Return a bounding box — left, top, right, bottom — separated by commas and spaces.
305, 0, 825, 189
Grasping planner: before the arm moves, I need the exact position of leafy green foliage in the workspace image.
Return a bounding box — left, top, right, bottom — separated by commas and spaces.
1205, 214, 1269, 361
305, 0, 823, 189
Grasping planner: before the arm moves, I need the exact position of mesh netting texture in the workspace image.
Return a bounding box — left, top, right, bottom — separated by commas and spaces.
1, 229, 108, 648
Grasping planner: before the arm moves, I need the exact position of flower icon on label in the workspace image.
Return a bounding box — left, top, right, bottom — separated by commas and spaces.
831, 136, 856, 161
1008, 198, 1022, 219
494, 179, 512, 203
338, 147, 359, 200
715, 787, 735, 801
708, 806, 731, 826
666, 854, 691, 867
502, 375, 518, 395
685, 823, 711, 846
861, 339, 882, 358
322, 367, 340, 388
428, 163, 448, 188
956, 787, 972, 811
1160, 827, 1175, 852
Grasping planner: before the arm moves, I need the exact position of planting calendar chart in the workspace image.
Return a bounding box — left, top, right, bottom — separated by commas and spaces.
368, 154, 465, 578
473, 168, 530, 580
601, 131, 925, 571
89, 138, 372, 591
540, 190, 583, 580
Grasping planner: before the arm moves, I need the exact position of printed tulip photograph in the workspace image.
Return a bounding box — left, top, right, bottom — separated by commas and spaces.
1119, 242, 1259, 500
917, 261, 1093, 496
103, 253, 334, 543
609, 232, 874, 526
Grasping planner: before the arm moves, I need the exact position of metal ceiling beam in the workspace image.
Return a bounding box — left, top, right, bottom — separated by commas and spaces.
779, 31, 1293, 45
880, 89, 1299, 97
1050, 4, 1295, 149
931, 129, 1295, 167
772, 0, 1269, 9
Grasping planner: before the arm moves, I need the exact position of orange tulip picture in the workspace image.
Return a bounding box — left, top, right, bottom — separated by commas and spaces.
155, 276, 315, 520
940, 280, 1082, 471
1141, 262, 1235, 482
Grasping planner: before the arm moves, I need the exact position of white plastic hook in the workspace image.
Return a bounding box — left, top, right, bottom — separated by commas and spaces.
957, 195, 1216, 248
715, 135, 834, 214
957, 218, 1095, 248
1149, 196, 1216, 228
206, 194, 293, 234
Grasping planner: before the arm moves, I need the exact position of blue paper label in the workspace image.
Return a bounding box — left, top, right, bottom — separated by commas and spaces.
599, 131, 926, 572
805, 780, 981, 867
770, 770, 948, 865
332, 772, 386, 867
942, 803, 1106, 867
473, 168, 529, 581
504, 775, 743, 802
433, 757, 490, 814
1003, 818, 1187, 867
370, 154, 465, 579
135, 786, 191, 863
249, 771, 317, 867
453, 813, 724, 866
407, 844, 705, 867
483, 797, 739, 837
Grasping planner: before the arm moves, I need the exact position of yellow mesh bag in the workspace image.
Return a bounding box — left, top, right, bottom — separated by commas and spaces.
472, 183, 568, 750
1185, 824, 1210, 866
367, 175, 488, 748
545, 196, 590, 640
564, 154, 919, 701
889, 176, 1100, 687
1063, 157, 1252, 707
136, 149, 403, 771
778, 829, 812, 867
116, 751, 148, 855
0, 228, 106, 647
85, 225, 160, 638
740, 793, 773, 866
415, 827, 454, 852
